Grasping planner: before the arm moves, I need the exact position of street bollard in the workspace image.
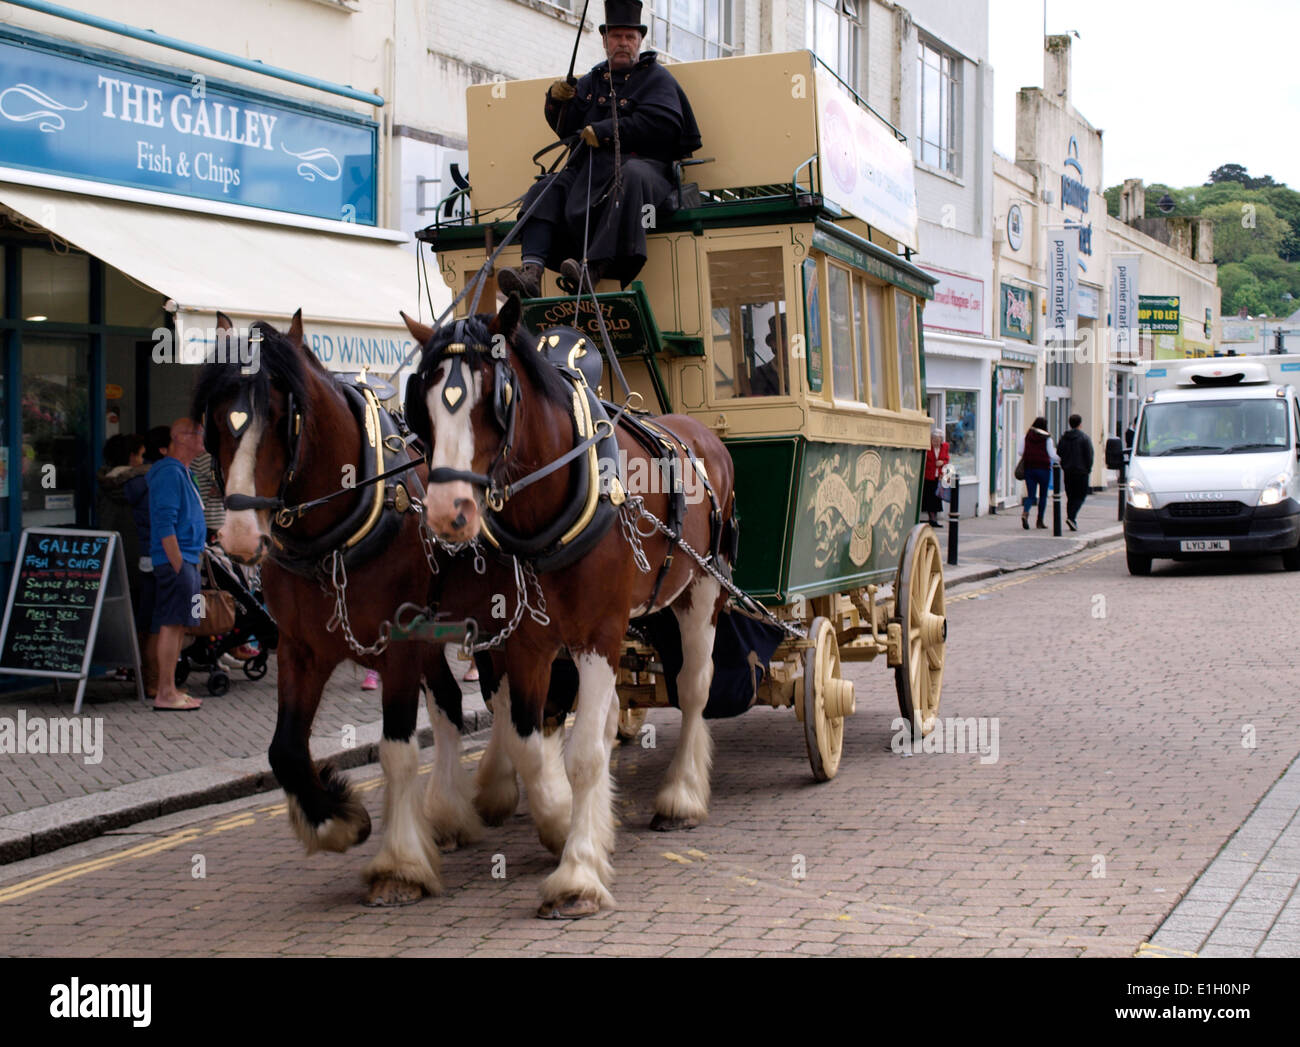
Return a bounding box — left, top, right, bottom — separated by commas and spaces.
947, 470, 960, 566
1052, 464, 1063, 537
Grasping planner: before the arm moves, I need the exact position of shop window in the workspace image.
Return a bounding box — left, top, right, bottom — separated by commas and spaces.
945, 390, 978, 478
106, 265, 167, 328
708, 247, 788, 399
21, 334, 89, 528
895, 289, 919, 410
21, 248, 88, 324
828, 263, 856, 400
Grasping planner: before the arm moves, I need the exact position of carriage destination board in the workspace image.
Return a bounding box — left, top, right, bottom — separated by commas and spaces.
0, 529, 143, 713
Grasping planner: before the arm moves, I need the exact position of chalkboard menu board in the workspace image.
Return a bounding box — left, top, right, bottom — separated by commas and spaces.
0, 528, 143, 712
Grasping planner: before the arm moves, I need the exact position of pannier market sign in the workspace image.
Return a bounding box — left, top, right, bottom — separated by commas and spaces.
0, 29, 377, 224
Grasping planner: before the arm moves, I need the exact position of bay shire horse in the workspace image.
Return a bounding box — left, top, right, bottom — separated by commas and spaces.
194, 312, 483, 907
403, 294, 736, 917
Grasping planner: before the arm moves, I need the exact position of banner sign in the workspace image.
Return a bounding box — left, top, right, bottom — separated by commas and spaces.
1111, 256, 1140, 359
1000, 283, 1034, 342
1139, 295, 1180, 333
1221, 320, 1258, 343
0, 29, 377, 224
920, 266, 984, 336
1046, 230, 1079, 343
815, 68, 919, 251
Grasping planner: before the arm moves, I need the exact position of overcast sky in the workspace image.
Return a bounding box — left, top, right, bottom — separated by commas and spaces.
989, 0, 1300, 191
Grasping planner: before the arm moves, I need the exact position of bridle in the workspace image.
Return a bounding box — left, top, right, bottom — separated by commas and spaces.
406, 318, 620, 515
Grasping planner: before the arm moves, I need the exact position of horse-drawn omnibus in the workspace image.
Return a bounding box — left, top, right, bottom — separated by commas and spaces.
419, 49, 947, 782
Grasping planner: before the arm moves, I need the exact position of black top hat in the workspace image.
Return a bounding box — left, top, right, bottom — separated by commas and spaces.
600, 0, 647, 34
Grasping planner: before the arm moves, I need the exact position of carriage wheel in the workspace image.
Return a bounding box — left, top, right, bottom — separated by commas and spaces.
801, 616, 855, 781
893, 524, 947, 736
616, 707, 647, 745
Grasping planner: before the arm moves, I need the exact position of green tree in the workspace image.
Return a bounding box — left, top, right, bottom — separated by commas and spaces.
1202, 200, 1288, 264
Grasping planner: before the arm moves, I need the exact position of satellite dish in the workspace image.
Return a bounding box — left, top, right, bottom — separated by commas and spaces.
1158, 193, 1176, 215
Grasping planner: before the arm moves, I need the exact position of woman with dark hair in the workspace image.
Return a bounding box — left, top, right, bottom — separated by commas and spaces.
1017, 415, 1059, 530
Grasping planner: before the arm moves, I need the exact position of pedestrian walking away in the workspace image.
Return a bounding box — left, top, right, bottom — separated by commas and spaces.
1057, 413, 1095, 531
496, 0, 702, 298
148, 418, 208, 711
923, 426, 950, 527
1018, 416, 1059, 530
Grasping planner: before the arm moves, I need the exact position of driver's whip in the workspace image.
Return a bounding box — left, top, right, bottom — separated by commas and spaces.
566, 0, 593, 84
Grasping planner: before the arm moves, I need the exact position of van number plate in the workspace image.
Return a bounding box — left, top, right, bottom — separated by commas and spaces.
1180, 540, 1230, 552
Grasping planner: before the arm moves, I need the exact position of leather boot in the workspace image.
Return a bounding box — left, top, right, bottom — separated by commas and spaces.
497, 262, 542, 299
559, 257, 604, 294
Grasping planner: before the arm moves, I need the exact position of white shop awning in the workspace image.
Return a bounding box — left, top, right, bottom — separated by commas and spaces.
0, 181, 435, 377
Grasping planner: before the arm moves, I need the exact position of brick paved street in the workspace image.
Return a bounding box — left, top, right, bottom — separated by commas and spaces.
2, 543, 1297, 956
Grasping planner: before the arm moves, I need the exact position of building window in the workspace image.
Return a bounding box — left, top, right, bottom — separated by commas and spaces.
807, 0, 861, 92
917, 36, 962, 176
647, 1, 735, 62
944, 390, 978, 478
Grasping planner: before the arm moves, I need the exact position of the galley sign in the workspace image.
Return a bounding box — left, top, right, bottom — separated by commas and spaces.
0, 29, 377, 224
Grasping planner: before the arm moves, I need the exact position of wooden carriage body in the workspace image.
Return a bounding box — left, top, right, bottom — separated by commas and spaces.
421, 51, 948, 775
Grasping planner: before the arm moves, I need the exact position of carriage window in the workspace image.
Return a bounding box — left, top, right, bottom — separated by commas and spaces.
803, 258, 823, 394
895, 290, 919, 411
860, 278, 888, 408
828, 264, 857, 401
709, 248, 788, 399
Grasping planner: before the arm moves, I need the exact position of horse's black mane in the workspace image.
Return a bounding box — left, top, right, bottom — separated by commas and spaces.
191, 320, 315, 429
417, 312, 573, 410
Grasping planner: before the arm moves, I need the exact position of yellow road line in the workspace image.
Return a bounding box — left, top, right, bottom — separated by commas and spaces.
0, 829, 205, 904
950, 548, 1118, 603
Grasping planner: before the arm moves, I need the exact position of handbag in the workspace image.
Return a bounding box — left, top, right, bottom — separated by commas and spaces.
186, 556, 237, 636
1014, 455, 1026, 482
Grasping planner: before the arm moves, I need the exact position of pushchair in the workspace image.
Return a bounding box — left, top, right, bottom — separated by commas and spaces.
176, 546, 279, 696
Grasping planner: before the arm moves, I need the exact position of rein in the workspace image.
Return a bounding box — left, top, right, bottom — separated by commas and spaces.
226, 455, 419, 524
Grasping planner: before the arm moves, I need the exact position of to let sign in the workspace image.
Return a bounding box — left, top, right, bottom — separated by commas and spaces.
0, 29, 377, 224
1139, 295, 1181, 333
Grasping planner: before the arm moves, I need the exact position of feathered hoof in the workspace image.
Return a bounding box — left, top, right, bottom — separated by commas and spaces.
537, 895, 603, 920
432, 818, 484, 852
287, 790, 372, 854
363, 877, 430, 908
473, 786, 519, 827
649, 812, 700, 832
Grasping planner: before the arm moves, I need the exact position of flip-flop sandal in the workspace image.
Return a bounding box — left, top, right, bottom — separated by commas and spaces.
153, 694, 202, 711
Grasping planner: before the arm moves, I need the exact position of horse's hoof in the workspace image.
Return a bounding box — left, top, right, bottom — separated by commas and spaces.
363, 878, 427, 908
650, 812, 699, 832
537, 895, 601, 920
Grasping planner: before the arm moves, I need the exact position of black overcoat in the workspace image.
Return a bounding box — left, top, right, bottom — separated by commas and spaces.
521, 51, 702, 285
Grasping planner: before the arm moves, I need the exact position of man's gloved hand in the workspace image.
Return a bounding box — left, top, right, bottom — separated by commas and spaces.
581, 125, 600, 147
548, 79, 577, 102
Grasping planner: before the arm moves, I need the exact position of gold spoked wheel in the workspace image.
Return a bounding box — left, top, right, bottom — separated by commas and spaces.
801, 616, 856, 781
893, 524, 947, 736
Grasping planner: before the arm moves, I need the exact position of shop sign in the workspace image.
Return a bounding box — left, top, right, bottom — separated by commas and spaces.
1111, 255, 1140, 358
919, 266, 984, 336
1078, 284, 1099, 320
0, 29, 377, 224
998, 366, 1025, 394
1007, 205, 1024, 252
1047, 230, 1078, 343
1139, 295, 1180, 333
1000, 283, 1034, 342
815, 68, 919, 251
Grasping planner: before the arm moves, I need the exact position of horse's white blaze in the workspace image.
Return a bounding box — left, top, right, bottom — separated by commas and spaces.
216, 415, 269, 559
474, 682, 520, 825
540, 652, 618, 907
362, 737, 441, 894
423, 695, 484, 849
655, 576, 719, 823
422, 367, 483, 539
495, 680, 571, 855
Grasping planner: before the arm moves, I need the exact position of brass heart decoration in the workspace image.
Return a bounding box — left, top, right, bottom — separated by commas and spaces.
229, 410, 249, 433
443, 386, 464, 408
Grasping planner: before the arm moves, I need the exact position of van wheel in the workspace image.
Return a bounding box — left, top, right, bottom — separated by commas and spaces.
1282, 544, 1300, 571
1126, 550, 1152, 576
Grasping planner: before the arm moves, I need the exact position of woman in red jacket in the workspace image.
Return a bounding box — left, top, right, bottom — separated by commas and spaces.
923, 427, 950, 527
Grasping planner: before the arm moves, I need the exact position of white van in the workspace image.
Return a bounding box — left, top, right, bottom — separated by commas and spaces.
1124, 356, 1300, 575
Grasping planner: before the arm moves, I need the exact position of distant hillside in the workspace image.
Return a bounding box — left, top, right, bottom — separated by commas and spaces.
1105, 166, 1300, 318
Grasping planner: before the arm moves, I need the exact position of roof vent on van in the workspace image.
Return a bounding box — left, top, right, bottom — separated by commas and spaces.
1178, 361, 1270, 387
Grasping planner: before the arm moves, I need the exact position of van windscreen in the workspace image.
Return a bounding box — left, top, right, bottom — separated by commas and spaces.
1135, 398, 1290, 457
